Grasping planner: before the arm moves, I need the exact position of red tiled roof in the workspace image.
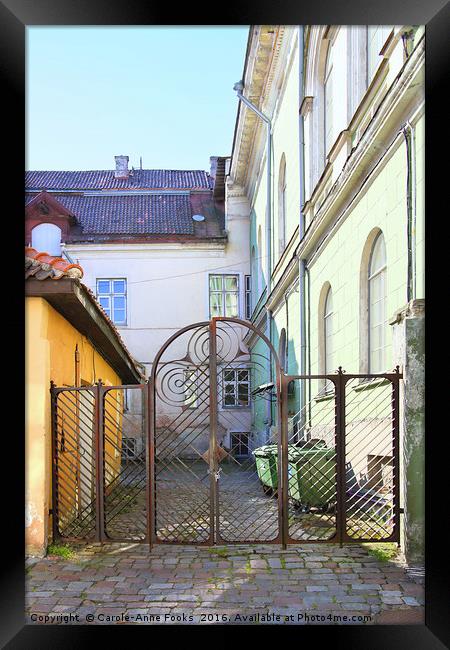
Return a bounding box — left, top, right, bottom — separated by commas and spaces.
25, 193, 196, 235
25, 247, 84, 280
25, 169, 214, 191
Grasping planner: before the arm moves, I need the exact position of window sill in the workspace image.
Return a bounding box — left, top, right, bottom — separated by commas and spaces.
314, 392, 334, 403
353, 377, 391, 392
221, 406, 251, 411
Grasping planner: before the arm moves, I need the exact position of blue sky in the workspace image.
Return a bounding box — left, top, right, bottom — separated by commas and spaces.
26, 26, 249, 171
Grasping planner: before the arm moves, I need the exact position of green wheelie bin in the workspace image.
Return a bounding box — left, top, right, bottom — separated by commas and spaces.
253, 445, 279, 494
287, 443, 336, 510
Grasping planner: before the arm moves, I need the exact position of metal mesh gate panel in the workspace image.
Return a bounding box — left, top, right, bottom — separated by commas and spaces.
51, 322, 401, 547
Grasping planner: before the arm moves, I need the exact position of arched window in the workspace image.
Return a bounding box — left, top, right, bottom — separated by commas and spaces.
324, 286, 333, 375
251, 245, 257, 300
323, 286, 334, 391
348, 26, 368, 119
31, 223, 62, 256
318, 282, 333, 391
257, 225, 264, 291
324, 42, 334, 159
368, 232, 387, 372
278, 154, 287, 258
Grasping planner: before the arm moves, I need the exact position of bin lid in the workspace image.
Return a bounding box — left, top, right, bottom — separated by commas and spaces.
295, 439, 327, 450
287, 445, 334, 461
253, 445, 278, 456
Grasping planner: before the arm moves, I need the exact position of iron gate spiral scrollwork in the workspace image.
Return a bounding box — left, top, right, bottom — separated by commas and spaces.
149, 317, 283, 545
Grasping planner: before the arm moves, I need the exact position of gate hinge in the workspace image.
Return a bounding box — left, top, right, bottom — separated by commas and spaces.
48, 509, 53, 516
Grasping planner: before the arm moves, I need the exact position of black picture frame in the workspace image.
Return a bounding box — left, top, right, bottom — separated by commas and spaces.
2, 0, 448, 646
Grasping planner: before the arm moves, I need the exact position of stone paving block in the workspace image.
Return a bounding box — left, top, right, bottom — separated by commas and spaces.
25, 542, 425, 625
381, 597, 404, 605
400, 596, 420, 606
67, 581, 94, 591
341, 603, 371, 611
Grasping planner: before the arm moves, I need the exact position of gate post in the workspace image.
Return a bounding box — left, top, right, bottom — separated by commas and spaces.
50, 381, 60, 544
147, 378, 155, 549
94, 380, 106, 543
392, 367, 401, 546
279, 372, 289, 548
208, 320, 218, 545
335, 368, 347, 547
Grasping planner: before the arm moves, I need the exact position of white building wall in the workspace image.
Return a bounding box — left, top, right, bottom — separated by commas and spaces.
67, 236, 250, 375
66, 209, 251, 453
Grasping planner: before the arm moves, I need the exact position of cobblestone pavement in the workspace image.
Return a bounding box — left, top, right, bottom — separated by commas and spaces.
25, 543, 424, 625
102, 462, 368, 543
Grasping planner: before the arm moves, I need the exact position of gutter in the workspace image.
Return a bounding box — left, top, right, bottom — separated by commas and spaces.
402, 121, 417, 301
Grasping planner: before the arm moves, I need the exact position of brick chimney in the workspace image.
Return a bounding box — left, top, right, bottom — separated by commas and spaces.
114, 155, 129, 179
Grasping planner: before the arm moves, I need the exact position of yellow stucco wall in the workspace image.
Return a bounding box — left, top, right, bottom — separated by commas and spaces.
25, 296, 122, 556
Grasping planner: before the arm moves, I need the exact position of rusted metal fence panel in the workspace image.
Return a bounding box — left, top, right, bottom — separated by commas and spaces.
51, 382, 147, 543
282, 368, 402, 545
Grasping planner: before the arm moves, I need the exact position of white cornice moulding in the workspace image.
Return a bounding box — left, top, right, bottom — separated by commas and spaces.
66, 242, 227, 254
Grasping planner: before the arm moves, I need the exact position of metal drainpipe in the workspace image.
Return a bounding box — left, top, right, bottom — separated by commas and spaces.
402, 121, 417, 302
234, 81, 273, 440
298, 26, 307, 436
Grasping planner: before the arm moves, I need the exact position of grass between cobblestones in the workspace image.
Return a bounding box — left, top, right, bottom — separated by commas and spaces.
25, 542, 424, 626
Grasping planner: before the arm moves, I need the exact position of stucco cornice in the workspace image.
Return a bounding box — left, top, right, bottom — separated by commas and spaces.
229, 26, 283, 190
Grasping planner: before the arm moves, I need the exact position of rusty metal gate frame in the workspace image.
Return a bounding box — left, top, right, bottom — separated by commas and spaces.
279, 368, 401, 546
148, 317, 284, 547
50, 317, 402, 548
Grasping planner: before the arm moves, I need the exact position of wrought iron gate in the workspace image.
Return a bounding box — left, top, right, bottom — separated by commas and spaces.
150, 317, 283, 545
51, 317, 401, 547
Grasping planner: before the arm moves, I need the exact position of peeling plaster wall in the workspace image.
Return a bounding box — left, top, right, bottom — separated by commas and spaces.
391, 299, 425, 566
404, 309, 425, 565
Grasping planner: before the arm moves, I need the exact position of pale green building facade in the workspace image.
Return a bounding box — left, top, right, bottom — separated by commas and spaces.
226, 25, 424, 563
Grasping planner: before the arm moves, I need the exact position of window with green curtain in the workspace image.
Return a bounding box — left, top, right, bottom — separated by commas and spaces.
209, 274, 239, 318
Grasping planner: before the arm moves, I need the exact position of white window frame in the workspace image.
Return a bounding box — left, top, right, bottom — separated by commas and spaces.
278, 155, 287, 258
96, 278, 127, 326
221, 367, 250, 409
324, 43, 334, 159
348, 26, 368, 121
208, 273, 240, 318
245, 275, 252, 320
324, 287, 334, 392
324, 287, 333, 374
368, 233, 387, 373
367, 25, 393, 84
